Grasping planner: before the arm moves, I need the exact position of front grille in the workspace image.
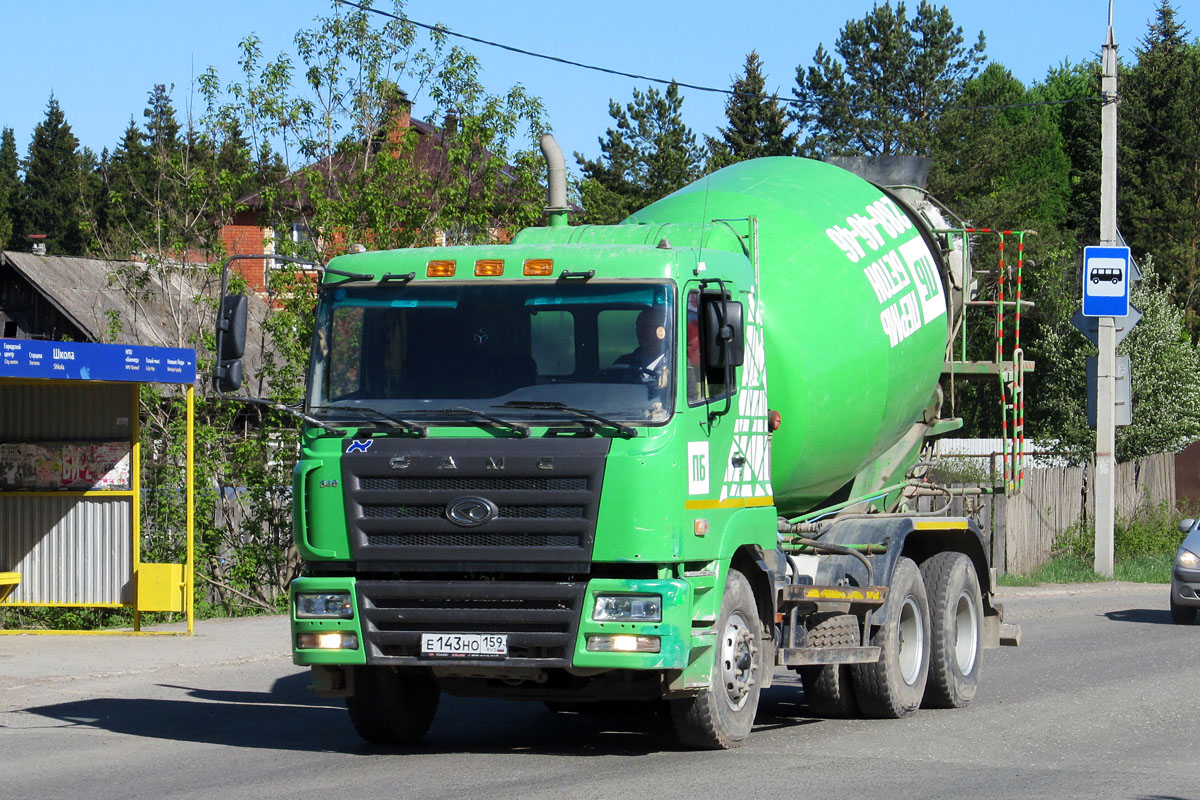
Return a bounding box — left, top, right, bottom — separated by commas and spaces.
361, 476, 588, 492
357, 579, 585, 666
339, 437, 610, 573
363, 504, 585, 520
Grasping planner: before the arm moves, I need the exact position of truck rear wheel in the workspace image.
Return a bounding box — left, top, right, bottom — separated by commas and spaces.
920, 552, 983, 708
671, 570, 763, 749
346, 666, 440, 745
798, 613, 859, 717
852, 557, 930, 718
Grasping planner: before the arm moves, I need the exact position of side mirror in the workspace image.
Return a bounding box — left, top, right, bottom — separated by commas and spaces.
218, 294, 248, 361
1180, 519, 1196, 534
214, 294, 248, 394
703, 300, 745, 369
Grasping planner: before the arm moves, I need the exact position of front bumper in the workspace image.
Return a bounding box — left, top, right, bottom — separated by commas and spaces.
1171, 566, 1200, 608
292, 575, 692, 671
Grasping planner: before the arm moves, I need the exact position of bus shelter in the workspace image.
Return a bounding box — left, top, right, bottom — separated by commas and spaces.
0, 338, 196, 634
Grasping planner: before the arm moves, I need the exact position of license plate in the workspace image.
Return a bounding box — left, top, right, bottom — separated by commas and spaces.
420, 633, 508, 658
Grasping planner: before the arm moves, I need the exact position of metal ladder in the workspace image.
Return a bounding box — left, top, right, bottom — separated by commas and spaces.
940, 228, 1036, 496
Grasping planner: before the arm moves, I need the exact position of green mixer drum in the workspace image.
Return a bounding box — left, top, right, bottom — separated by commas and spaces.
629, 157, 949, 514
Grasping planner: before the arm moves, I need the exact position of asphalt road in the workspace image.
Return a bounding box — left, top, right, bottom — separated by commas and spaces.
1, 582, 1197, 800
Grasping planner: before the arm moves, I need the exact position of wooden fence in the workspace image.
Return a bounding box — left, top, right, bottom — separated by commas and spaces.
999, 451, 1175, 574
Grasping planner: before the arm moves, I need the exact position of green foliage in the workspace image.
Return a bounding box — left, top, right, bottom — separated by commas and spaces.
792, 0, 985, 157
1038, 61, 1102, 242
576, 82, 702, 224
20, 95, 84, 254
1119, 2, 1200, 312
706, 51, 797, 169
0, 127, 18, 250
1033, 256, 1200, 462
930, 63, 1071, 243
1000, 501, 1181, 584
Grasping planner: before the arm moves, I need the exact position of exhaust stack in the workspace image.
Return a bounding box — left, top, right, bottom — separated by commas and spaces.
540, 134, 569, 228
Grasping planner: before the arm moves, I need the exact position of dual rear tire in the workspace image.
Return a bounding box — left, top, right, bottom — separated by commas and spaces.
852, 553, 983, 717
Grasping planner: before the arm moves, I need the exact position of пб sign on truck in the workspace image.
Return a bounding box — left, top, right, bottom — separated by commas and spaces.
215, 137, 1019, 749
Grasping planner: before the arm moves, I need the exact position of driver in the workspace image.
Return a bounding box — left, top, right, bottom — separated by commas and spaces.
614, 306, 668, 387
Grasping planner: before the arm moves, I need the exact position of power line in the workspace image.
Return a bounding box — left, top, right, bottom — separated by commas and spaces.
333, 0, 1103, 115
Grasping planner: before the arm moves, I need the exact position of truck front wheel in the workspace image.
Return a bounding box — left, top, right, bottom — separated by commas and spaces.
852, 557, 930, 718
671, 570, 764, 749
346, 666, 440, 745
920, 552, 983, 708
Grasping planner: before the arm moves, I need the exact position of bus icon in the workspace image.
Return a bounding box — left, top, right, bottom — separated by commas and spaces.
1090, 266, 1122, 284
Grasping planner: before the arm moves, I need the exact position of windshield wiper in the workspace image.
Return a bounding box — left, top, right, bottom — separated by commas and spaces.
310, 405, 427, 437
499, 401, 636, 438
435, 407, 530, 437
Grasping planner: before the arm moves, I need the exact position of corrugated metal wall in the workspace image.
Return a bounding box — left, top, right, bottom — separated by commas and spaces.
0, 382, 133, 440
0, 496, 132, 604
0, 382, 134, 605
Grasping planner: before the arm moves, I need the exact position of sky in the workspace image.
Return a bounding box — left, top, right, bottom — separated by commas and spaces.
0, 0, 1183, 173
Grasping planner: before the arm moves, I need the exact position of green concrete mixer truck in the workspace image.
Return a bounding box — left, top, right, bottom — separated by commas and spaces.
213, 136, 1018, 750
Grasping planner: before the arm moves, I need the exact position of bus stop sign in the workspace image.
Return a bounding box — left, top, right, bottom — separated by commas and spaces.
1082, 245, 1131, 317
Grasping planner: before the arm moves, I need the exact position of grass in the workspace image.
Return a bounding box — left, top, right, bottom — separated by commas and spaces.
998, 501, 1182, 586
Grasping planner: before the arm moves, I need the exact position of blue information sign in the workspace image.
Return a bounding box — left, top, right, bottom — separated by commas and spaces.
0, 339, 196, 384
1082, 245, 1131, 317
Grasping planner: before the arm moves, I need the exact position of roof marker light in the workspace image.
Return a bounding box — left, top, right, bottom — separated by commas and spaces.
523, 259, 554, 276
426, 260, 456, 277
474, 259, 504, 276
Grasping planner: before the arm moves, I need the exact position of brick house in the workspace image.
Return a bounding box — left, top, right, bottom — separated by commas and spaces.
220, 96, 513, 294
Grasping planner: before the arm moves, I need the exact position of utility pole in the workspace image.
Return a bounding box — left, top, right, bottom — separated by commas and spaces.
1095, 4, 1119, 577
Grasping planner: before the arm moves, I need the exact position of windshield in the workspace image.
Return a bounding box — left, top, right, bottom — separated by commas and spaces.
308, 281, 675, 425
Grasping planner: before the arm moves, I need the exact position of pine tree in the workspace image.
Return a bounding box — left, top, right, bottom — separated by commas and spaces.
1119, 0, 1200, 309
21, 95, 83, 255
706, 51, 797, 169
104, 118, 155, 251
576, 82, 703, 224
793, 1, 985, 157
0, 127, 19, 250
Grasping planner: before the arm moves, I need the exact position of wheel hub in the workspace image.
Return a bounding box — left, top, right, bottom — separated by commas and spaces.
720, 610, 758, 709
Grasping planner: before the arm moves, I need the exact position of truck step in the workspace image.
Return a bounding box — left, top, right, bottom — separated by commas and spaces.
777, 645, 881, 666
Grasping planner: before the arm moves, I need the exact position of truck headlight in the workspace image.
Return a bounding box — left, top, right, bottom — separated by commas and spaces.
592, 594, 662, 622
295, 592, 354, 619
1178, 549, 1200, 569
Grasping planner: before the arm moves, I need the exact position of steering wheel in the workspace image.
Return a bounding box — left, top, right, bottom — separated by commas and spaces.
594, 364, 655, 383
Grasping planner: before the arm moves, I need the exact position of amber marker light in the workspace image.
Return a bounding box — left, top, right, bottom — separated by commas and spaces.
523, 259, 554, 276
426, 260, 456, 277
474, 259, 504, 276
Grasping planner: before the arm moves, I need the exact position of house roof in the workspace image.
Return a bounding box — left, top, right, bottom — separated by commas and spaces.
1, 251, 269, 383
237, 114, 521, 215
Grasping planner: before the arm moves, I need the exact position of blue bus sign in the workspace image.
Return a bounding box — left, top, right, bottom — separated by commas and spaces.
1082, 245, 1130, 317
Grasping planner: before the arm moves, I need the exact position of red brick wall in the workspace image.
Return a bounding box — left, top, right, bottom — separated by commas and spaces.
220, 210, 269, 292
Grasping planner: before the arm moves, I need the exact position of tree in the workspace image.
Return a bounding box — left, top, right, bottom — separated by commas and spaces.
576, 81, 703, 224
21, 95, 83, 254
930, 63, 1071, 240
89, 0, 551, 613
792, 1, 985, 157
1119, 1, 1200, 311
1037, 61, 1103, 243
0, 127, 18, 250
1034, 257, 1200, 463
706, 51, 797, 169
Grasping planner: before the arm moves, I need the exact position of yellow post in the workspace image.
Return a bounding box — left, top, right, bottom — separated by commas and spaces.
186, 383, 195, 634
